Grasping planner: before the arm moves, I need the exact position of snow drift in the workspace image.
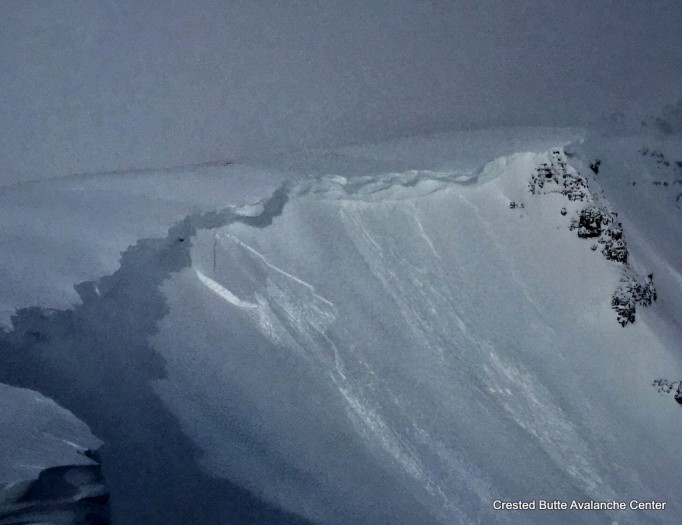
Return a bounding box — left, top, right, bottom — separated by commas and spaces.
0, 383, 108, 524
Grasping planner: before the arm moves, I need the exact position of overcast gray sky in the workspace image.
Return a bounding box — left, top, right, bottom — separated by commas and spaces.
2, 0, 681, 184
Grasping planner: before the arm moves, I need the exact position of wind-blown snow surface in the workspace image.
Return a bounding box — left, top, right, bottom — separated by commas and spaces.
1, 128, 681, 524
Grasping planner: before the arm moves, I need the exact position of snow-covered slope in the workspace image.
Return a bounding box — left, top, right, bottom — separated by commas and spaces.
0, 383, 108, 524
148, 142, 682, 524
1, 128, 680, 524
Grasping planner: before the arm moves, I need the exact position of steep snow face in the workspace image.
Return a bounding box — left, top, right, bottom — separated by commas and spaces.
151, 147, 682, 523
0, 383, 108, 524
1, 129, 679, 524
0, 129, 574, 328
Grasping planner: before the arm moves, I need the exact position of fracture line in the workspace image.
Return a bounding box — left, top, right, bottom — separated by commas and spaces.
219, 234, 335, 308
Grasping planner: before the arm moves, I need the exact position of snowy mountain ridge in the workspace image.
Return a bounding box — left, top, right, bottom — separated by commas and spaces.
154, 136, 681, 523
241, 144, 659, 328
1, 128, 681, 524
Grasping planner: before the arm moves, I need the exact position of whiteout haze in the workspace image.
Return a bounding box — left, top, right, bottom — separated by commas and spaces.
1, 2, 682, 525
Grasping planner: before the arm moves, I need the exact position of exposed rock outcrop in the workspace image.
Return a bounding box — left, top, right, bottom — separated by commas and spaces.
528, 150, 656, 326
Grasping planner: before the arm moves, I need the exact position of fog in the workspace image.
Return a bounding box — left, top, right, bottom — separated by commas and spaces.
2, 0, 681, 184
